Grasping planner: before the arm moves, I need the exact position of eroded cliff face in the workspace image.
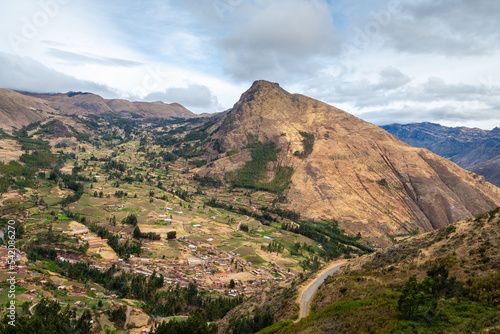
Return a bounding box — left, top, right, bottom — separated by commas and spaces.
202, 81, 500, 238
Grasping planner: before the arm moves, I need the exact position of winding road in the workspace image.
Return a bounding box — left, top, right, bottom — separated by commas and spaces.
298, 261, 345, 320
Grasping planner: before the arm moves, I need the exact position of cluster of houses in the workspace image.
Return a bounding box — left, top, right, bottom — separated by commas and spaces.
79, 237, 297, 298
55, 218, 298, 299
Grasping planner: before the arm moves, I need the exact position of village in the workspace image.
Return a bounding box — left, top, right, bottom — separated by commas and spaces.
43, 219, 298, 299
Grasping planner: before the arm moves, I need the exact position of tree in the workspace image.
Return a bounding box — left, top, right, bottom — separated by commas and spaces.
229, 279, 235, 289
133, 226, 142, 239
167, 231, 177, 240
397, 274, 433, 319
21, 301, 30, 315
122, 214, 138, 226
154, 311, 217, 334
76, 309, 92, 334
426, 264, 449, 298
109, 306, 127, 329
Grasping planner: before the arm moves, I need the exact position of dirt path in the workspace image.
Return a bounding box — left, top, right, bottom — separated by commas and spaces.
125, 305, 132, 329
297, 260, 346, 320
236, 215, 249, 231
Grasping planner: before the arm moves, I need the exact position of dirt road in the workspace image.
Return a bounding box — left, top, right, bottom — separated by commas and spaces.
298, 261, 346, 320
236, 215, 249, 231
125, 305, 132, 329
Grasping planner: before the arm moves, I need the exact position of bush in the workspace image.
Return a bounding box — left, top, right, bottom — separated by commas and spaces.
122, 214, 138, 226
294, 131, 315, 158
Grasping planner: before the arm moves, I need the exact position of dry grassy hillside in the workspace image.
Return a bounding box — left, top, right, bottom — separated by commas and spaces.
25, 91, 197, 119
0, 89, 50, 131
291, 208, 500, 333
241, 207, 500, 334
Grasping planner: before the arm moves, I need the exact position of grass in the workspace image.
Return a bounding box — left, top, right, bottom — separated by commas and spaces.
36, 260, 59, 273
244, 254, 266, 265
233, 140, 293, 193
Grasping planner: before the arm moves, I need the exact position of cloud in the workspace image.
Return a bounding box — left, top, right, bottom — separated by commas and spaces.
47, 48, 143, 67
376, 67, 411, 90
0, 52, 116, 96
359, 103, 500, 129
218, 0, 339, 81
379, 0, 500, 55
143, 84, 219, 109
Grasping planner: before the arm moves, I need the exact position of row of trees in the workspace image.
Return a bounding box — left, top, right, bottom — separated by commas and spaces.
88, 222, 142, 257
281, 220, 372, 261
0, 298, 92, 334
133, 226, 161, 240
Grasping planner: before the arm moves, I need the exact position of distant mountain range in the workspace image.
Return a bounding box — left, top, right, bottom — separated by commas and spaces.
0, 88, 203, 132
382, 123, 500, 186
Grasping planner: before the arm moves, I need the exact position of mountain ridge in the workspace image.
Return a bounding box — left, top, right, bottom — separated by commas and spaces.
0, 88, 209, 131
381, 122, 500, 186
22, 91, 198, 119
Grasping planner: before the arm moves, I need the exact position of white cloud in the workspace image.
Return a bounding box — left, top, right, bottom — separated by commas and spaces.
0, 52, 116, 96
144, 84, 220, 110
380, 0, 500, 55
218, 0, 338, 81
376, 67, 411, 90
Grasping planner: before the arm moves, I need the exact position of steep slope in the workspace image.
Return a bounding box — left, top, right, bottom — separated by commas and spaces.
246, 207, 500, 334
0, 89, 50, 131
201, 81, 500, 240
21, 91, 197, 119
471, 155, 500, 187
382, 123, 500, 186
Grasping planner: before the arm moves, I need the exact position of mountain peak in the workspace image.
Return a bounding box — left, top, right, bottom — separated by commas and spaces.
249, 80, 281, 90
204, 81, 500, 241
235, 80, 288, 106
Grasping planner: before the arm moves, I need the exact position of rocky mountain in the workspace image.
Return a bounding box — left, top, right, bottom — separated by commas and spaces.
23, 91, 197, 119
382, 122, 500, 186
199, 81, 500, 241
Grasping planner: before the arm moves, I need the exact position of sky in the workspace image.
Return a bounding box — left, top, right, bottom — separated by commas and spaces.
0, 0, 499, 129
